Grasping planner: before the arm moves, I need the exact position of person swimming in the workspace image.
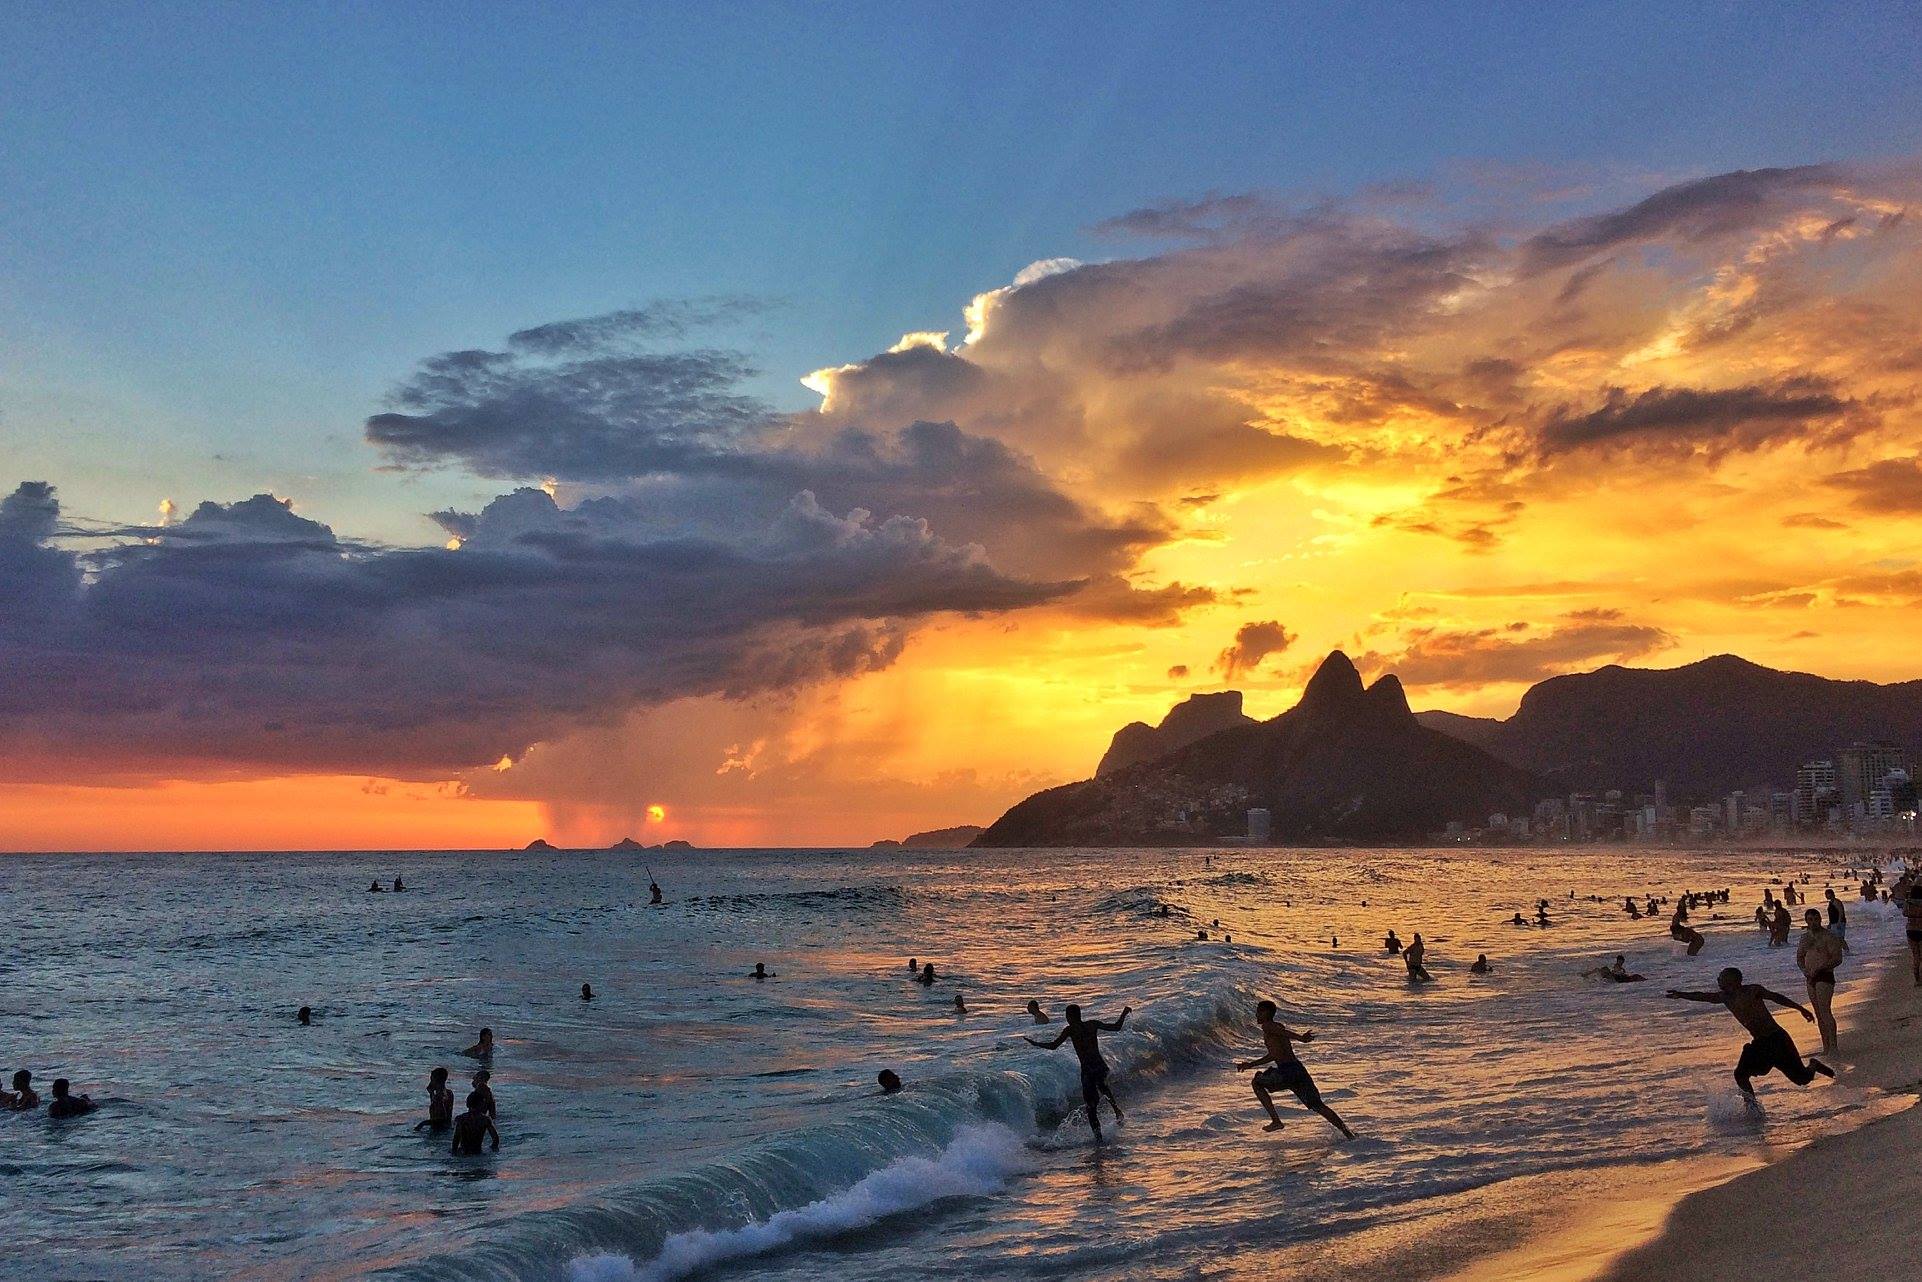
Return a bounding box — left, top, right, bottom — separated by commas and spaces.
953, 991, 967, 1014
917, 962, 936, 985
450, 1090, 500, 1155
469, 1069, 495, 1118
908, 957, 918, 972
1383, 930, 1403, 955
393, 876, 405, 892
1511, 912, 1527, 926
580, 983, 594, 1001
414, 1067, 455, 1131
1404, 933, 1433, 982
1235, 999, 1355, 1138
1666, 966, 1833, 1106
6, 1069, 38, 1110
46, 1078, 95, 1119
876, 1069, 903, 1094
1470, 954, 1490, 974
368, 881, 383, 893
1582, 954, 1645, 983
1025, 1002, 1131, 1142
297, 1005, 312, 1025
751, 963, 774, 979
460, 1028, 494, 1060
1027, 1000, 1050, 1024
649, 880, 663, 905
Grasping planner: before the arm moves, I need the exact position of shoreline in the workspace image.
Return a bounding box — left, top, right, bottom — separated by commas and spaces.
1445, 919, 1920, 1282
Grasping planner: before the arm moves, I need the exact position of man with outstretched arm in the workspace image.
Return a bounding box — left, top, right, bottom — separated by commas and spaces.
1235, 1000, 1355, 1137
1666, 966, 1833, 1105
1025, 1002, 1130, 1142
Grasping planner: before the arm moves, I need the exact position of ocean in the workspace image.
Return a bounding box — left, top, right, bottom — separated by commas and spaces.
0, 846, 1905, 1281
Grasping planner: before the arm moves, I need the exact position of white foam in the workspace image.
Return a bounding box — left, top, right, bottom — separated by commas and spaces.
567, 1123, 1031, 1282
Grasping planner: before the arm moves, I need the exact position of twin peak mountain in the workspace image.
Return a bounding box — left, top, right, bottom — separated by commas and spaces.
970, 649, 1922, 847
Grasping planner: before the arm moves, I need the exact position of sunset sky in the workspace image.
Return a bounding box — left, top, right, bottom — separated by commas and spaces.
5, 5, 1922, 849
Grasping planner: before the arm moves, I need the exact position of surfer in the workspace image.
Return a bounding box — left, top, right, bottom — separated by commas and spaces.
1796, 908, 1844, 1054
414, 1067, 455, 1131
450, 1091, 500, 1155
649, 880, 663, 905
1235, 1000, 1356, 1138
1665, 967, 1832, 1104
1025, 1003, 1130, 1142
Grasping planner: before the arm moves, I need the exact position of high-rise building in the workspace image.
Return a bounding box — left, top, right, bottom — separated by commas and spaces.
1246, 808, 1271, 843
1840, 743, 1907, 816
1794, 760, 1837, 825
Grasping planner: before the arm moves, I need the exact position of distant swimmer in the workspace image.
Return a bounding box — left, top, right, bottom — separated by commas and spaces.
1796, 909, 1844, 1054
1511, 913, 1527, 927
1026, 1003, 1131, 1142
393, 876, 406, 892
908, 957, 918, 972
649, 881, 663, 905
1670, 904, 1705, 956
751, 963, 774, 980
368, 881, 383, 893
918, 963, 936, 985
1581, 955, 1645, 983
1235, 1000, 1356, 1138
580, 983, 594, 1001
460, 1028, 495, 1060
1666, 968, 1832, 1105
46, 1079, 95, 1119
1383, 930, 1403, 955
297, 1006, 312, 1026
953, 991, 967, 1014
470, 1069, 496, 1118
415, 1067, 455, 1132
1404, 933, 1433, 982
876, 1069, 903, 1094
1027, 1000, 1050, 1024
1196, 929, 1209, 940
451, 1090, 500, 1155
1625, 898, 1642, 919
5, 1070, 38, 1110
1535, 906, 1551, 927
1470, 954, 1490, 974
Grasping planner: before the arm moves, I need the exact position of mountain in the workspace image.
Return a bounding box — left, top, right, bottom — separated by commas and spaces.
524, 838, 557, 851
973, 651, 1536, 847
1419, 654, 1922, 799
1097, 690, 1256, 776
900, 824, 984, 848
609, 836, 646, 851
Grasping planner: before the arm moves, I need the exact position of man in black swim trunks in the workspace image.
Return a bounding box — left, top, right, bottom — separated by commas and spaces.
1666, 967, 1833, 1105
1796, 909, 1844, 1054
1236, 1000, 1355, 1137
450, 1090, 500, 1155
1025, 1002, 1130, 1141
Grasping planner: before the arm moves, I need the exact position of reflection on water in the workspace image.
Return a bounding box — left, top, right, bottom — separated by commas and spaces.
0, 847, 1903, 1280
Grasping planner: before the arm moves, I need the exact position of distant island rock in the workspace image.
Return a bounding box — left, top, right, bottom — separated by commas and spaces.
899, 824, 984, 848
973, 651, 1535, 847
524, 838, 557, 851
1097, 691, 1255, 776
869, 838, 903, 849
609, 837, 646, 851
660, 839, 694, 850
1416, 654, 1922, 798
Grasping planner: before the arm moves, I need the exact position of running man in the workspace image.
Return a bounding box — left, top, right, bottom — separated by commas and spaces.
1796, 909, 1844, 1054
1666, 967, 1833, 1104
1025, 1003, 1130, 1141
1235, 1000, 1355, 1137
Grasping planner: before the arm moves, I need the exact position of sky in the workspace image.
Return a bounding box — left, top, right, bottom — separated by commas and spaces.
4, 3, 1922, 850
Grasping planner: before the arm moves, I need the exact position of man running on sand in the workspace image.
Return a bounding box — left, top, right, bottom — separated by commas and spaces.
1666, 967, 1833, 1105
1235, 1000, 1355, 1137
1796, 909, 1845, 1054
1026, 1003, 1129, 1141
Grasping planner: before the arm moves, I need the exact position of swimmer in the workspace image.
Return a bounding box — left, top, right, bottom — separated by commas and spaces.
460, 1028, 494, 1060
1670, 904, 1705, 956
1666, 967, 1832, 1105
368, 880, 382, 893
649, 880, 663, 905
1404, 932, 1433, 982
414, 1067, 455, 1131
6, 1070, 38, 1110
1025, 1003, 1130, 1142
1581, 954, 1645, 983
1383, 930, 1403, 955
297, 1005, 312, 1026
469, 1069, 496, 1117
918, 962, 936, 985
394, 876, 405, 892
47, 1079, 95, 1119
954, 991, 967, 1014
450, 1090, 500, 1155
1235, 1000, 1354, 1138
1470, 954, 1490, 974
580, 983, 594, 1001
1511, 913, 1527, 927
1027, 1000, 1049, 1024
751, 963, 774, 979
876, 1069, 903, 1094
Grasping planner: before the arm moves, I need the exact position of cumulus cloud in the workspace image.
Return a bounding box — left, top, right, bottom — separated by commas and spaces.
1355, 609, 1676, 689
1216, 619, 1295, 678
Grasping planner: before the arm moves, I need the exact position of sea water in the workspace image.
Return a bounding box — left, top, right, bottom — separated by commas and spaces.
0, 847, 1906, 1281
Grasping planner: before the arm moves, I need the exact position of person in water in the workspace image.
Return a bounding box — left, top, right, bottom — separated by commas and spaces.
297, 1006, 312, 1026
1383, 930, 1403, 955
876, 1069, 903, 1094
1904, 882, 1922, 986
1582, 954, 1645, 983
1510, 912, 1527, 927
751, 962, 774, 980
450, 1090, 500, 1155
1796, 909, 1845, 1055
1469, 954, 1490, 974
5, 1069, 38, 1110
1666, 967, 1833, 1105
649, 880, 663, 905
470, 1069, 496, 1118
1404, 933, 1433, 982
368, 881, 383, 893
953, 991, 967, 1014
47, 1079, 95, 1119
1026, 1000, 1050, 1024
461, 1028, 494, 1060
1669, 903, 1705, 956
1026, 1003, 1131, 1142
1236, 1000, 1356, 1138
1824, 887, 1848, 940
414, 1067, 455, 1131
580, 983, 594, 1001
393, 876, 405, 892
917, 962, 936, 985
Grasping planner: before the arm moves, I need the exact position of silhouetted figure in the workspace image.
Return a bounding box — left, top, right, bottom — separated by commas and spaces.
876, 1069, 903, 1094
1797, 909, 1844, 1055
469, 1069, 495, 1118
415, 1067, 455, 1132
1470, 954, 1490, 974
297, 1006, 312, 1026
393, 876, 406, 892
451, 1090, 500, 1155
369, 881, 383, 893
1404, 933, 1433, 981
953, 991, 967, 1014
461, 1028, 494, 1060
1666, 967, 1832, 1106
751, 963, 774, 980
1383, 930, 1403, 955
1582, 954, 1645, 983
580, 983, 594, 1001
1026, 1002, 1131, 1141
47, 1078, 95, 1119
1236, 1000, 1354, 1137
649, 881, 663, 905
1027, 1000, 1049, 1024
917, 963, 936, 985
1670, 904, 1705, 956
5, 1069, 38, 1110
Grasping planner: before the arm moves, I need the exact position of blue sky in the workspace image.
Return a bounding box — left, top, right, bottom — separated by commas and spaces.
4, 2, 1919, 541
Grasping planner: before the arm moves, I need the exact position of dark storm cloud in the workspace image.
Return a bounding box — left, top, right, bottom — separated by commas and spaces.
1537, 378, 1849, 454
0, 482, 1071, 779
1355, 609, 1675, 688
1215, 619, 1295, 679
1826, 456, 1922, 513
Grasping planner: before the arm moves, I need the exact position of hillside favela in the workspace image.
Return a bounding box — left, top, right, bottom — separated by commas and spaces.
7, 8, 1922, 1282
